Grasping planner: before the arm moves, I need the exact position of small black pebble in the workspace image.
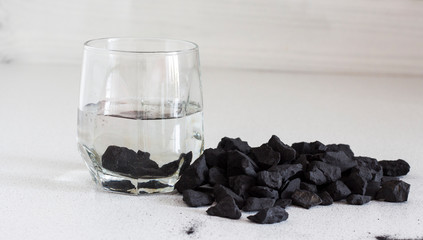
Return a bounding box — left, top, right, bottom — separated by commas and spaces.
217, 137, 251, 154
291, 189, 322, 209
226, 150, 258, 177
248, 186, 279, 199
268, 164, 303, 182
206, 196, 241, 219
250, 143, 281, 169
175, 154, 208, 193
268, 135, 296, 164
247, 206, 289, 224
346, 194, 371, 205
280, 178, 301, 199
257, 171, 283, 189
376, 180, 410, 202
325, 180, 352, 201
317, 191, 333, 206
274, 199, 292, 208
183, 189, 214, 207
228, 175, 256, 198
214, 184, 245, 208
379, 159, 410, 177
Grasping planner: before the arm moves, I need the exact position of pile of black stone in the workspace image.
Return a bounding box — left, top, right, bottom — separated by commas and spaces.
176, 136, 411, 224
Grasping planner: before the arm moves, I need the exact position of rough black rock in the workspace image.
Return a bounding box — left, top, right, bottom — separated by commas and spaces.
102, 145, 139, 175
291, 141, 327, 155
206, 196, 242, 219
376, 180, 410, 202
214, 184, 244, 208
183, 189, 214, 207
242, 197, 276, 212
102, 180, 135, 193
274, 199, 292, 208
300, 182, 318, 193
249, 186, 279, 199
257, 171, 283, 189
175, 154, 208, 193
268, 163, 303, 182
291, 189, 322, 209
204, 148, 227, 168
325, 144, 354, 159
365, 180, 381, 199
321, 151, 357, 172
379, 159, 410, 177
136, 150, 158, 169
317, 191, 333, 206
325, 181, 352, 201
381, 176, 400, 183
217, 137, 251, 154
208, 167, 228, 186
346, 194, 371, 205
228, 175, 256, 198
280, 178, 301, 199
250, 143, 281, 169
247, 206, 289, 224
350, 166, 373, 182
226, 150, 258, 177
355, 156, 383, 182
160, 152, 192, 176
292, 154, 309, 169
305, 161, 341, 185
343, 171, 368, 195
267, 135, 296, 164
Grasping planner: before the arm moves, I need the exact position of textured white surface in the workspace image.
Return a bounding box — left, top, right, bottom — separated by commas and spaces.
0, 64, 422, 240
1, 0, 423, 76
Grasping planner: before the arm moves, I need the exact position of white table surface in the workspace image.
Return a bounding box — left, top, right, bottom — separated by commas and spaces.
0, 64, 422, 240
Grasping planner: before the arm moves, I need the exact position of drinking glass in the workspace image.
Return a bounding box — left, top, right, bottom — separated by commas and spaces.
77, 38, 203, 194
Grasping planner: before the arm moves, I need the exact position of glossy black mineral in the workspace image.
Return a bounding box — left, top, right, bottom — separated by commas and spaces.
379, 159, 410, 177
183, 189, 214, 207
206, 196, 242, 219
247, 206, 289, 224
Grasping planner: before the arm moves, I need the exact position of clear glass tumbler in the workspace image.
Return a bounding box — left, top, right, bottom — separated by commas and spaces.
77, 38, 203, 194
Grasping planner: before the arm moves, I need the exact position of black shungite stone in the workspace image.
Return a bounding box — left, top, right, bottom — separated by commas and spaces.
228, 175, 256, 198
268, 164, 303, 182
242, 197, 276, 212
159, 152, 193, 177
226, 150, 258, 177
175, 154, 208, 193
102, 145, 138, 175
291, 189, 322, 209
379, 159, 410, 177
102, 180, 135, 193
305, 161, 341, 185
326, 144, 354, 159
376, 180, 410, 202
250, 143, 281, 169
257, 171, 283, 189
350, 166, 373, 182
182, 189, 214, 207
292, 154, 309, 169
291, 141, 327, 155
280, 178, 301, 199
381, 176, 399, 183
322, 151, 357, 172
317, 191, 333, 206
206, 196, 241, 219
325, 181, 352, 201
247, 206, 289, 224
346, 194, 371, 205
137, 181, 171, 189
300, 182, 318, 193
365, 180, 381, 199
208, 167, 228, 186
217, 137, 251, 154
343, 171, 368, 195
274, 199, 292, 208
214, 184, 244, 208
204, 148, 227, 168
249, 186, 279, 199
267, 135, 296, 164
136, 150, 158, 169
355, 156, 383, 182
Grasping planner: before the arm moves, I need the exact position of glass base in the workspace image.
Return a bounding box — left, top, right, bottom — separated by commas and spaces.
79, 144, 182, 195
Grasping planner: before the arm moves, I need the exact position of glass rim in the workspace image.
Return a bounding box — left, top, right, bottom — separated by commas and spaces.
84, 37, 199, 54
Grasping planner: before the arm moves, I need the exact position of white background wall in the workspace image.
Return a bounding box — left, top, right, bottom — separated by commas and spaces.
1, 0, 422, 76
